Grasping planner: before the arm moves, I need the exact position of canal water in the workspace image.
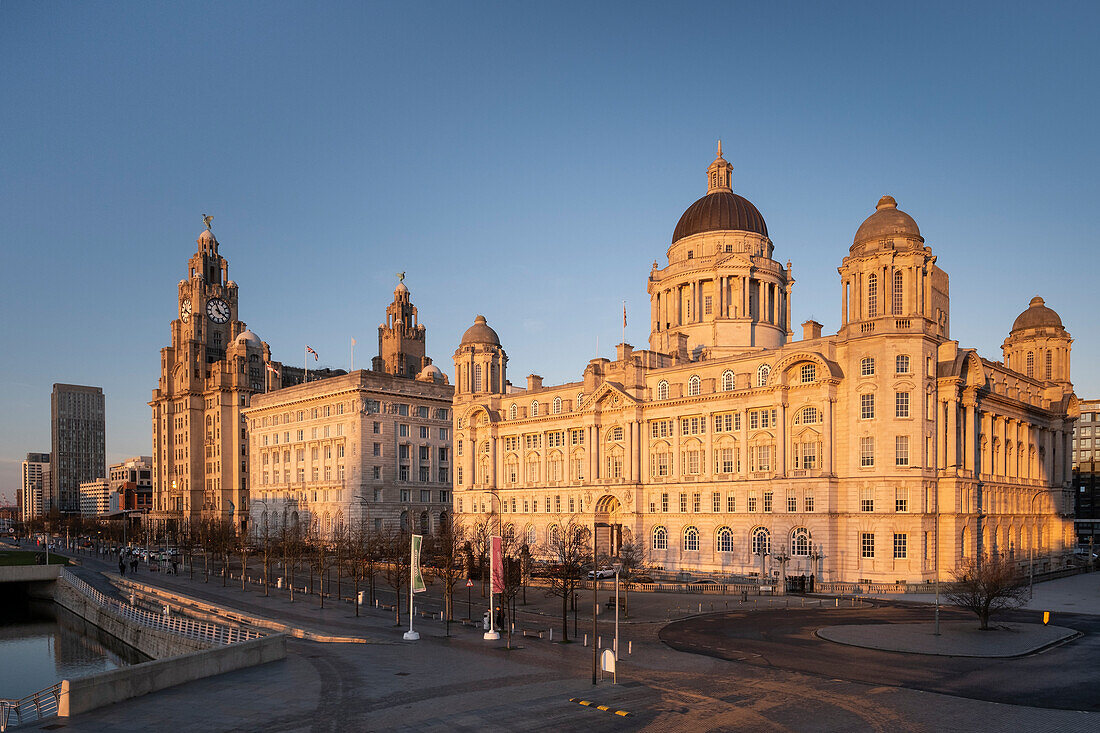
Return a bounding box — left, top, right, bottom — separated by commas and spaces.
0, 597, 149, 700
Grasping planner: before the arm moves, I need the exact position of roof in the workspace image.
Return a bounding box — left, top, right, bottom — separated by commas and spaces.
672, 190, 769, 243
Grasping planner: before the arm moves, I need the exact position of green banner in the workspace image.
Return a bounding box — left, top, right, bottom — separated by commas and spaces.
411, 534, 426, 593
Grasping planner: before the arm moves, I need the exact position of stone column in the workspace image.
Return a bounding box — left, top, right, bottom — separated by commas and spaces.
626, 420, 635, 483
704, 411, 714, 478
962, 394, 976, 474
936, 400, 947, 470
739, 409, 749, 474
842, 277, 849, 326
824, 398, 834, 474
777, 397, 787, 476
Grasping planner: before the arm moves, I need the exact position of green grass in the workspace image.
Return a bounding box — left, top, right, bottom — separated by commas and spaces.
0, 550, 70, 566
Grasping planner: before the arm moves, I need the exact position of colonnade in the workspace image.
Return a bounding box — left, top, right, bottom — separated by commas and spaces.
652, 274, 790, 332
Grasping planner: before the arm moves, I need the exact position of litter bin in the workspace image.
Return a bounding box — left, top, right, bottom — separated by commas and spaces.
276, 577, 284, 589
357, 591, 365, 606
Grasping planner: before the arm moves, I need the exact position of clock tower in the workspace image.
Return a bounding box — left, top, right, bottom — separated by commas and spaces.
149, 220, 282, 533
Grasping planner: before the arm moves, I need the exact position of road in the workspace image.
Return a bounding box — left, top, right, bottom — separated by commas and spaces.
660, 600, 1100, 711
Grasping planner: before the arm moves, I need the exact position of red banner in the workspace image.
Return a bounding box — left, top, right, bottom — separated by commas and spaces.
491, 535, 504, 594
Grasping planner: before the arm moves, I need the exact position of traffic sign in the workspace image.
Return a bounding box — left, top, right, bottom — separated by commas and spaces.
466, 579, 474, 587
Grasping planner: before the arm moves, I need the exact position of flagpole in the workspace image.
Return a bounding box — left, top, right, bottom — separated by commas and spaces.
485, 535, 500, 640
304, 346, 308, 384
351, 338, 356, 372
622, 300, 626, 346
404, 534, 421, 641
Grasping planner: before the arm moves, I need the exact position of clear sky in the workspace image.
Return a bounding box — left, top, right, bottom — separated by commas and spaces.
2, 1, 1098, 503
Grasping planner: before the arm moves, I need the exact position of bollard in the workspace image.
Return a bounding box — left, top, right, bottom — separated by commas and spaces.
628, 640, 632, 655
698, 603, 702, 613
835, 598, 838, 607
549, 628, 553, 641
801, 598, 804, 608
584, 634, 588, 647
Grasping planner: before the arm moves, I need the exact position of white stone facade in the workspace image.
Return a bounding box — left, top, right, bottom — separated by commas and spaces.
452, 149, 1078, 585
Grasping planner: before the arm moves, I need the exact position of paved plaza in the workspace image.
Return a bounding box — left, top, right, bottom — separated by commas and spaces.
18, 546, 1100, 731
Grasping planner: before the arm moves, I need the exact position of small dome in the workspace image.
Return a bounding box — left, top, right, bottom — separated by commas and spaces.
226, 280, 237, 289
395, 281, 409, 294
672, 191, 768, 243
460, 315, 500, 346
198, 229, 215, 242
235, 329, 263, 347
1011, 296, 1064, 332
853, 196, 921, 246
417, 364, 444, 383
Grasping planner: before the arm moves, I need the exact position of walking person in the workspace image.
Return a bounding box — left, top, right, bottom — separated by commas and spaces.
119, 557, 126, 575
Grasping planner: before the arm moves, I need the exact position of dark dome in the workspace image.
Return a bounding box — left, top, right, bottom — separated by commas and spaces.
460, 315, 500, 346
672, 191, 768, 243
854, 195, 921, 246
1011, 296, 1063, 332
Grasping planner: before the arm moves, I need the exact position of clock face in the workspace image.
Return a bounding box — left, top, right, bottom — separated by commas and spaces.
180, 298, 192, 322
206, 297, 230, 324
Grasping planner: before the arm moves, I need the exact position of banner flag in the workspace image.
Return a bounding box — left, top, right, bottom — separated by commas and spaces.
491, 535, 505, 594
306, 345, 319, 361
411, 534, 426, 593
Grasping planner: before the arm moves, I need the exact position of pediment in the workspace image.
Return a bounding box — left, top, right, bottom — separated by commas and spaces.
579, 381, 636, 411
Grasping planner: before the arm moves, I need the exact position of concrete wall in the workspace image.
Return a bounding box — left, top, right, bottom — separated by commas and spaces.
59, 634, 286, 717
53, 579, 212, 659
0, 564, 62, 582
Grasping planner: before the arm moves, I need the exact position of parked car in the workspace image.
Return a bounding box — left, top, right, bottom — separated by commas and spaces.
587, 568, 616, 579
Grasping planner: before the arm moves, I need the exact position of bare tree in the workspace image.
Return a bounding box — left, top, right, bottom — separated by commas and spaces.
280, 517, 304, 602
944, 553, 1029, 630
237, 529, 253, 592
468, 519, 491, 599
428, 518, 466, 636
341, 520, 373, 617
617, 540, 647, 618
257, 516, 276, 596
540, 517, 591, 642
308, 520, 336, 609
381, 528, 411, 625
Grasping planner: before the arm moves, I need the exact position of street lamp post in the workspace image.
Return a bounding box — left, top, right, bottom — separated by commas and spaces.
1029, 489, 1044, 600
484, 489, 500, 641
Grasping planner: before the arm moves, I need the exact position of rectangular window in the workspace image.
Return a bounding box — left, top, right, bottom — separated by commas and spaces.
893, 533, 907, 559
420, 426, 429, 439
763, 491, 773, 512
861, 393, 875, 420
679, 493, 687, 513
416, 406, 430, 419
399, 465, 410, 481
861, 487, 874, 512
747, 492, 757, 512
861, 357, 875, 376
456, 467, 462, 485
787, 493, 797, 512
896, 355, 910, 374
680, 416, 706, 436
704, 295, 712, 315
896, 391, 910, 418
860, 437, 875, 467
692, 493, 701, 512
547, 431, 565, 448
661, 492, 669, 512
438, 467, 448, 483
373, 466, 381, 479
419, 466, 431, 482
399, 424, 409, 438
400, 489, 411, 502
712, 492, 720, 513
396, 404, 409, 417
862, 532, 875, 558
895, 435, 910, 466
804, 492, 814, 512
896, 487, 909, 512
727, 493, 736, 512
571, 428, 586, 445
713, 413, 736, 433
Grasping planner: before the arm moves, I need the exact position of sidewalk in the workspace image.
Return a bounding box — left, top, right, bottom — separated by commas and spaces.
865, 571, 1100, 615
817, 620, 1078, 656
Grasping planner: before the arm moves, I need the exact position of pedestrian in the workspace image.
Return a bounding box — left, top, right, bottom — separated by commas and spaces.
119, 557, 126, 575
171, 559, 179, 575
130, 558, 138, 573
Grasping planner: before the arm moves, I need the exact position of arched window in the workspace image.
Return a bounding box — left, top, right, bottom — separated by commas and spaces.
892, 270, 904, 315
400, 510, 409, 533
525, 524, 536, 546
419, 511, 429, 534
577, 392, 584, 407
652, 525, 668, 550
716, 526, 734, 553
548, 524, 561, 547
1044, 351, 1052, 380
721, 370, 735, 392
509, 404, 517, 420
474, 363, 483, 392
608, 426, 624, 442
751, 527, 771, 555
867, 273, 878, 317
1026, 351, 1034, 377
683, 526, 700, 552
756, 364, 770, 387
531, 400, 539, 417
439, 511, 449, 531
657, 381, 669, 400
552, 397, 562, 414
795, 406, 819, 425
503, 523, 515, 543
688, 375, 701, 396
791, 527, 811, 556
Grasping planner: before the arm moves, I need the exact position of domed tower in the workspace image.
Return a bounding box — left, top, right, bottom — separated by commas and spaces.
838, 195, 949, 341
1002, 296, 1072, 387
373, 274, 431, 378
453, 315, 507, 396
649, 143, 792, 357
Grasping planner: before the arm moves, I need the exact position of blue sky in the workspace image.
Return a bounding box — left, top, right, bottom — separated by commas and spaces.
2, 1, 1098, 503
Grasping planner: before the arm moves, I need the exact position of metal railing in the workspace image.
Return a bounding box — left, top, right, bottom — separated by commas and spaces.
60, 569, 264, 646
0, 683, 61, 732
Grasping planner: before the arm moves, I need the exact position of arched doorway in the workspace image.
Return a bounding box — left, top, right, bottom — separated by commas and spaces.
594, 495, 624, 557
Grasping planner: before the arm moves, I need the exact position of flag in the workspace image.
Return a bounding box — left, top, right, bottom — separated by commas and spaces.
491, 535, 504, 594
623, 302, 627, 328
306, 345, 318, 361
351, 337, 357, 346
411, 534, 426, 594
265, 363, 280, 377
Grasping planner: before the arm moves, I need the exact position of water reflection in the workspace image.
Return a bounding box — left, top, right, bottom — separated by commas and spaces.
0, 598, 149, 700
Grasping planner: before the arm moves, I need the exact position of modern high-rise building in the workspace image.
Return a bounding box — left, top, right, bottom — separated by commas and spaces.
51, 384, 106, 514
79, 478, 111, 516
21, 452, 50, 520
452, 147, 1079, 585
245, 278, 454, 538
149, 221, 283, 533
1072, 398, 1099, 547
